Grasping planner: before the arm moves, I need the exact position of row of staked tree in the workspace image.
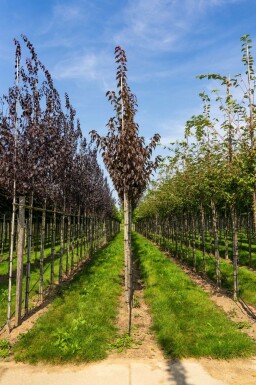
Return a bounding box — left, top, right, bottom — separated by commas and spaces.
0, 36, 119, 332
135, 35, 256, 302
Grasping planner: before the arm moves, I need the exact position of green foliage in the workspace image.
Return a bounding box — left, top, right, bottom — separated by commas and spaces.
133, 233, 256, 359
133, 295, 141, 308
108, 333, 142, 353
0, 339, 11, 358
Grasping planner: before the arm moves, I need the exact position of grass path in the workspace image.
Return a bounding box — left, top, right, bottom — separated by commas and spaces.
13, 233, 123, 364
7, 231, 256, 364
148, 232, 256, 307
133, 232, 256, 359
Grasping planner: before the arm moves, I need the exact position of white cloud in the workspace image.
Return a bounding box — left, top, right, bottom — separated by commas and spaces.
54, 53, 98, 80
157, 116, 192, 143
113, 0, 244, 51
53, 4, 83, 22
52, 51, 116, 90
38, 3, 86, 36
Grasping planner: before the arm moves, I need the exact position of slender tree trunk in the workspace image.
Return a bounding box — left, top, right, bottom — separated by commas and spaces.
231, 205, 239, 300
224, 208, 229, 260
185, 214, 189, 260
71, 215, 75, 269
66, 212, 71, 273
200, 201, 206, 274
39, 201, 46, 302
25, 195, 33, 315
253, 189, 256, 235
180, 216, 184, 261
192, 216, 196, 270
175, 217, 178, 257
59, 211, 65, 283
211, 199, 221, 287
247, 211, 252, 267
124, 191, 132, 335
1, 214, 6, 257
15, 196, 25, 326
35, 215, 39, 260
50, 206, 56, 284
6, 191, 17, 333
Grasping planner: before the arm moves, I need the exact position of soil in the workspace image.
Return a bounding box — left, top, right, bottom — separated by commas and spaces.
107, 261, 165, 361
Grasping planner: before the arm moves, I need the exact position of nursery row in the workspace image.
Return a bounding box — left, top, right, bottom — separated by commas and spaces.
0, 199, 120, 333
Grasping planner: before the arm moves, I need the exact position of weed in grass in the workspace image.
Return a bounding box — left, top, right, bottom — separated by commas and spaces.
108, 333, 142, 353
236, 321, 251, 329
133, 295, 140, 308
0, 289, 8, 301
53, 329, 81, 354
0, 339, 11, 358
227, 308, 237, 317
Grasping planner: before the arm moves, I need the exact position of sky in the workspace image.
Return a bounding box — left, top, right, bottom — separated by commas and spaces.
1, 0, 256, 197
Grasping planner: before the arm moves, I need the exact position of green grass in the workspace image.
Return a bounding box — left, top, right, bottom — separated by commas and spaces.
0, 234, 96, 329
148, 232, 256, 308
13, 232, 123, 364
192, 232, 256, 269
133, 232, 256, 359
0, 339, 11, 358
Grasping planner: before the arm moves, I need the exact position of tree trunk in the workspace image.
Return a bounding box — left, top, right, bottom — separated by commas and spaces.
247, 211, 252, 267
59, 212, 65, 283
224, 208, 229, 260
253, 189, 256, 235
123, 191, 132, 335
192, 216, 196, 270
39, 201, 46, 302
25, 195, 33, 315
231, 205, 239, 300
211, 199, 221, 287
15, 196, 26, 326
200, 201, 206, 274
66, 212, 71, 274
1, 213, 6, 257
6, 188, 17, 333
50, 206, 56, 284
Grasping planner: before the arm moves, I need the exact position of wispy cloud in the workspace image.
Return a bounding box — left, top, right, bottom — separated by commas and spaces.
53, 4, 83, 22
52, 50, 115, 90
114, 0, 244, 51
156, 116, 193, 143
38, 3, 86, 36
53, 53, 97, 80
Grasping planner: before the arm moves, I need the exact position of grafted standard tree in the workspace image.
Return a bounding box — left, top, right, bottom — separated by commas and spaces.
91, 46, 161, 334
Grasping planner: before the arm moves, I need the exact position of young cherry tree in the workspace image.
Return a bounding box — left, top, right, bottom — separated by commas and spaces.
91, 46, 161, 334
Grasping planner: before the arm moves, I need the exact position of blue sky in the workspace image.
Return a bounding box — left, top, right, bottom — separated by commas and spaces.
1, 0, 256, 183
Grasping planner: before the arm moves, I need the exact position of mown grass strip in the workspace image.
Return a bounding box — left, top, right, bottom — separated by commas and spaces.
149, 232, 256, 307
0, 239, 86, 328
133, 232, 256, 359
13, 232, 123, 364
